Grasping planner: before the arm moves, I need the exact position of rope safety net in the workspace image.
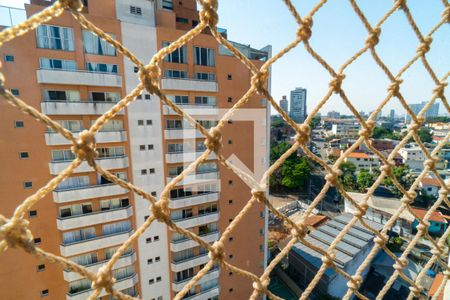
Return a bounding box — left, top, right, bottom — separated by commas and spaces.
0, 0, 449, 299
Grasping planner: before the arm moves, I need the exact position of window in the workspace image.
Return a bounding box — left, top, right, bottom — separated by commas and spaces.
40, 58, 76, 70
228, 139, 233, 144
69, 252, 98, 266
194, 46, 215, 66
86, 62, 118, 73
134, 66, 138, 73
149, 168, 155, 174
56, 176, 88, 190
94, 119, 123, 131
229, 288, 234, 292
176, 17, 188, 24
11, 89, 19, 96
4, 55, 14, 62
29, 210, 37, 218
228, 180, 233, 185
162, 0, 173, 10
34, 237, 41, 244
166, 119, 183, 129
148, 144, 154, 150
97, 146, 125, 158
138, 120, 144, 126
195, 96, 216, 105
228, 254, 233, 259
156, 276, 162, 282
36, 25, 74, 51
228, 199, 233, 204
146, 237, 152, 243
175, 268, 194, 282
198, 203, 217, 215
146, 120, 153, 125
154, 236, 159, 241
130, 6, 142, 15
24, 181, 33, 189
228, 119, 233, 124
141, 169, 147, 175
227, 74, 232, 80
171, 208, 193, 220
167, 143, 183, 153
59, 203, 93, 218
40, 289, 49, 297
15, 120, 24, 128
102, 220, 131, 235
19, 152, 29, 159
229, 237, 233, 242
136, 94, 142, 100
147, 258, 153, 264
145, 94, 151, 100
169, 95, 189, 104
100, 199, 129, 211
51, 149, 75, 162
149, 279, 155, 285
140, 145, 146, 151
195, 72, 216, 81
44, 90, 79, 102
164, 69, 187, 79
37, 264, 45, 272
155, 256, 160, 262
228, 97, 232, 102
82, 30, 116, 56
192, 20, 199, 27
151, 191, 157, 196
163, 42, 187, 63
90, 91, 120, 102
63, 227, 96, 244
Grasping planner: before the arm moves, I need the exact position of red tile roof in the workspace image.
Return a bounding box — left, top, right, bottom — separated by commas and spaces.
421, 177, 441, 187
347, 152, 370, 159
429, 273, 444, 300
410, 208, 446, 223
305, 215, 328, 227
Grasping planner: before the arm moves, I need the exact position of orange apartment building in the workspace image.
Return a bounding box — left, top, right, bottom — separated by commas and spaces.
0, 0, 271, 299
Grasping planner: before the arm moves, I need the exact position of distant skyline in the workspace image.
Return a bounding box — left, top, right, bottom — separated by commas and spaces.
1, 0, 449, 116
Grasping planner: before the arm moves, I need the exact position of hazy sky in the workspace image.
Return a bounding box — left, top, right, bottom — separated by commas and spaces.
1, 0, 449, 116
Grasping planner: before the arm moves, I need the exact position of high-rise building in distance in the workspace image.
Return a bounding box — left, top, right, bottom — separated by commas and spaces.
390, 109, 395, 122
279, 95, 288, 114
406, 101, 439, 122
289, 87, 307, 123
327, 110, 340, 119
0, 0, 270, 299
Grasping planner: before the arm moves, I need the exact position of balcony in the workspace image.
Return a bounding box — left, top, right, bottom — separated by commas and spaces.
161, 78, 217, 92
165, 151, 216, 164
56, 206, 133, 231
63, 251, 136, 282
173, 212, 219, 229
41, 101, 124, 116
169, 192, 219, 210
60, 230, 133, 257
172, 268, 219, 292
49, 156, 129, 175
36, 69, 122, 87
45, 130, 127, 146
171, 231, 219, 252
184, 286, 220, 300
163, 104, 218, 116
171, 253, 210, 272
167, 171, 219, 186
53, 183, 128, 203
164, 128, 205, 140
66, 273, 138, 300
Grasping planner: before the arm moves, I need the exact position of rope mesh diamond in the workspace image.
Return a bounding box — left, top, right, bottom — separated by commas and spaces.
0, 0, 449, 299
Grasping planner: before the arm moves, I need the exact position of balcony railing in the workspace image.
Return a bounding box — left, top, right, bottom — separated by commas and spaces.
41, 100, 124, 116
167, 170, 219, 186
161, 77, 218, 92
165, 151, 217, 164
169, 192, 219, 209
49, 156, 129, 175
164, 128, 206, 140
36, 68, 122, 87
45, 130, 127, 146
63, 251, 136, 282
173, 211, 219, 229
170, 230, 220, 252
56, 206, 133, 231
66, 273, 138, 300
60, 230, 133, 257
171, 253, 209, 272
173, 268, 219, 292
163, 104, 218, 116
183, 286, 220, 300
53, 183, 128, 203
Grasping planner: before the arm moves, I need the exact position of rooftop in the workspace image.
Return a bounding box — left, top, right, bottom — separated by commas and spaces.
410, 208, 447, 223
429, 273, 445, 300
421, 177, 441, 187
347, 152, 370, 159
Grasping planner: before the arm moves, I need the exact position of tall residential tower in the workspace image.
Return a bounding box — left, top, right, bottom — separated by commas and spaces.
290, 87, 307, 123
0, 0, 270, 299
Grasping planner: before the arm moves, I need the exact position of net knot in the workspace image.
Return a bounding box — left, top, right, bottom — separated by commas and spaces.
204, 127, 222, 153
0, 216, 34, 252
297, 17, 313, 41
409, 285, 422, 296
430, 246, 442, 256
291, 223, 307, 240
71, 130, 98, 166
92, 265, 115, 293
401, 190, 417, 204
387, 79, 403, 96
433, 81, 448, 98
151, 203, 169, 223
321, 252, 335, 266
373, 234, 387, 247
347, 275, 363, 290
408, 118, 423, 132
251, 70, 269, 91
329, 74, 345, 93
58, 0, 83, 11
354, 202, 369, 218
417, 36, 432, 56
424, 157, 438, 170
365, 27, 381, 47
208, 241, 225, 262
380, 161, 395, 175
359, 120, 375, 138
139, 64, 161, 95
395, 0, 407, 9
251, 189, 266, 203
252, 280, 269, 294
393, 257, 408, 270
294, 124, 310, 144
325, 168, 342, 186
417, 221, 429, 232
199, 0, 219, 28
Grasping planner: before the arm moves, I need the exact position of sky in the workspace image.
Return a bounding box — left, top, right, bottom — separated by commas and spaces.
0, 0, 449, 117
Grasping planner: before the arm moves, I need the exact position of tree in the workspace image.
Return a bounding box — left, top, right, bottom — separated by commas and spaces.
280, 158, 311, 189
311, 115, 321, 129
383, 165, 415, 197
357, 169, 375, 192
339, 161, 358, 191
339, 161, 356, 175
417, 127, 432, 143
